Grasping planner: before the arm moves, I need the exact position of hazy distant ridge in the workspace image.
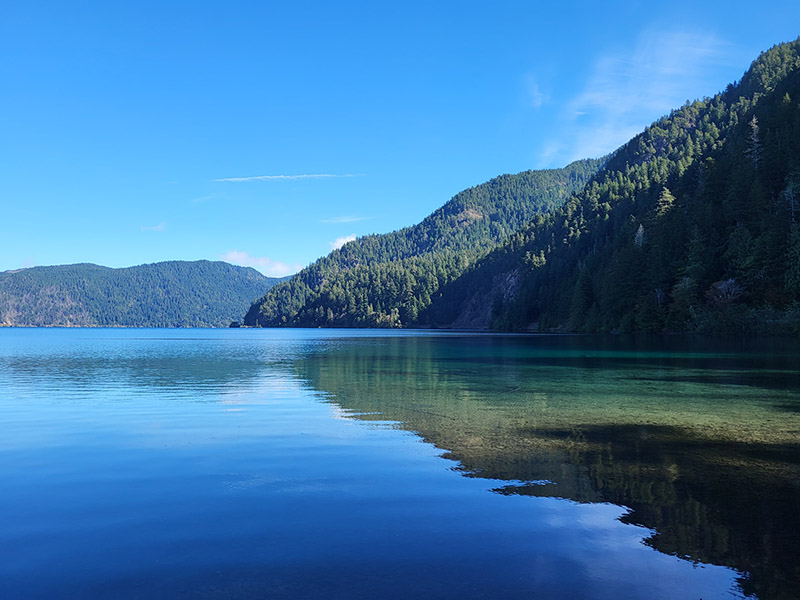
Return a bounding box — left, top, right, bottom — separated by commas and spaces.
0, 260, 284, 327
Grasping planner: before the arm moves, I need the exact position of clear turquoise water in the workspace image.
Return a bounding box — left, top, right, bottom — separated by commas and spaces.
1, 328, 798, 599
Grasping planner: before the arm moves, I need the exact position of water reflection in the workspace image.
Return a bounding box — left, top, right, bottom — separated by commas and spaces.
293, 334, 800, 600
0, 329, 299, 400
2, 329, 798, 598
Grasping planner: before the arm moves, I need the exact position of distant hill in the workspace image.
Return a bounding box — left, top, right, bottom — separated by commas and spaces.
426, 37, 800, 335
0, 260, 286, 327
244, 159, 602, 327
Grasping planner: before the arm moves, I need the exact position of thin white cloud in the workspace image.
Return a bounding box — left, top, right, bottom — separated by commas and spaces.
141, 222, 166, 232
525, 74, 548, 109
330, 234, 357, 250
221, 250, 301, 278
320, 216, 371, 224
191, 194, 218, 203
213, 173, 362, 183
541, 29, 737, 164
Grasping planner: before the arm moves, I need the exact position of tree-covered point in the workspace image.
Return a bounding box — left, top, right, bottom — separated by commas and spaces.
428, 37, 800, 335
244, 159, 603, 327
0, 260, 286, 327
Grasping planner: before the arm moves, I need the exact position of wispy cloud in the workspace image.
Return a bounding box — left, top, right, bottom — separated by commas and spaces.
320, 216, 371, 224
213, 173, 363, 183
330, 234, 357, 250
525, 74, 548, 109
221, 250, 301, 278
191, 193, 218, 203
541, 30, 736, 164
141, 222, 166, 232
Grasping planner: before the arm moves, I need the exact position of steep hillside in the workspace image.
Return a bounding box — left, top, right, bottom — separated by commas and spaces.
0, 260, 285, 327
244, 159, 602, 327
428, 38, 800, 334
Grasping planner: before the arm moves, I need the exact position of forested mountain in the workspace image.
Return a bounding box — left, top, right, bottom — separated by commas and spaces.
244, 160, 602, 327
0, 261, 285, 327
426, 38, 800, 334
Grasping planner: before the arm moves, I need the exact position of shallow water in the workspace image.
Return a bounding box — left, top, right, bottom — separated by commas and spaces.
1, 329, 798, 599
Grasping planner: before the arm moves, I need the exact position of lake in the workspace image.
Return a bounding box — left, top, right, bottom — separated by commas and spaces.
1, 328, 798, 599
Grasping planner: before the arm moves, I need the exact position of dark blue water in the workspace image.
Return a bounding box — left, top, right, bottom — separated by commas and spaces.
2, 328, 797, 599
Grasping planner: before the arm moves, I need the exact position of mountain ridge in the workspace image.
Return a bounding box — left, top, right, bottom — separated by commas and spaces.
242, 39, 800, 335
244, 159, 603, 327
0, 260, 286, 328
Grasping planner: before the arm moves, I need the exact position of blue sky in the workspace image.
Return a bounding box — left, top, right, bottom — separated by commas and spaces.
2, 1, 799, 276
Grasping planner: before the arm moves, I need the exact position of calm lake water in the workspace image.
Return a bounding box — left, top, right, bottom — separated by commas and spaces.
1, 328, 798, 599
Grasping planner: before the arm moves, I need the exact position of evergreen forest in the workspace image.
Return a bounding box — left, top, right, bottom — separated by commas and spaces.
430, 38, 800, 334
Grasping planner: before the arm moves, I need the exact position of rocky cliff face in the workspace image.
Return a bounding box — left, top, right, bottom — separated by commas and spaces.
449, 268, 520, 329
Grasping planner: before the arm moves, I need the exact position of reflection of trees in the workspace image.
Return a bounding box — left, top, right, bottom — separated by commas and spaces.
497, 425, 800, 600
295, 335, 800, 600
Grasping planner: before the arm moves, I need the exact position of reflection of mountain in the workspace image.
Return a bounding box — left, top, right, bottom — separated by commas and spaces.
294, 335, 800, 600
0, 334, 288, 399
6, 354, 262, 396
